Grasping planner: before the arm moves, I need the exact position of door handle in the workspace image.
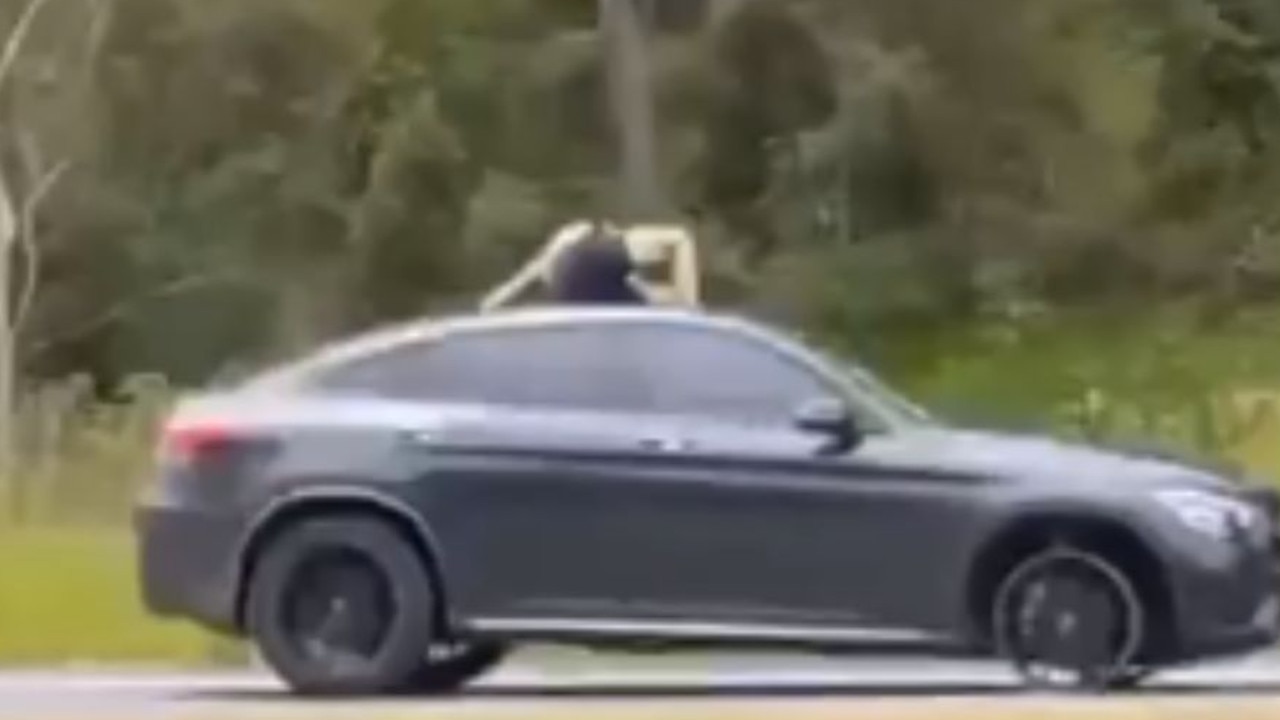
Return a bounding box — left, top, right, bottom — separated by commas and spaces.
399, 429, 437, 447
637, 435, 691, 452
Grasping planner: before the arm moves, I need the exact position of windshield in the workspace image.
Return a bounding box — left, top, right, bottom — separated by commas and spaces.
834, 359, 937, 429
758, 324, 936, 431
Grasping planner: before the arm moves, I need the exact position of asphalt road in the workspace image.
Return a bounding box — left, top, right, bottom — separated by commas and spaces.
6, 651, 1280, 719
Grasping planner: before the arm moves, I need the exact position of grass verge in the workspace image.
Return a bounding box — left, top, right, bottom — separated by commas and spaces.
0, 525, 244, 667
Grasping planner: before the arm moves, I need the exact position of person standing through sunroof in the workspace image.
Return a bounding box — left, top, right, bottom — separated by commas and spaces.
479, 217, 700, 311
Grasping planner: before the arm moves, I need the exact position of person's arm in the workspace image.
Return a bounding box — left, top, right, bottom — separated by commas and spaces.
626, 274, 658, 304
479, 223, 587, 312
668, 228, 701, 307
479, 253, 549, 312
622, 225, 701, 307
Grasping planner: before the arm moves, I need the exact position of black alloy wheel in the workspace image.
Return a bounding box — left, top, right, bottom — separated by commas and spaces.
993, 546, 1147, 692
246, 516, 439, 696
404, 641, 508, 693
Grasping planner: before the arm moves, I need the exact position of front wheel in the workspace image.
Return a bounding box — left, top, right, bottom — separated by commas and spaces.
404, 642, 508, 694
1107, 665, 1157, 690
992, 546, 1150, 692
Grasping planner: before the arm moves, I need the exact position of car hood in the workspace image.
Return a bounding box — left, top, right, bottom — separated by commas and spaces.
858, 426, 1235, 490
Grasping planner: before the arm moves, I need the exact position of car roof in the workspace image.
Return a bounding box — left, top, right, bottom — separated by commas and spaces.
243, 305, 779, 391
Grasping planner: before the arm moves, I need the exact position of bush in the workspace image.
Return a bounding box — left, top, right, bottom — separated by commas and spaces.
894, 311, 1280, 481
0, 374, 246, 665
2, 373, 175, 527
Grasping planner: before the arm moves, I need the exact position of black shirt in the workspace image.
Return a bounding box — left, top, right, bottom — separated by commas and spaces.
548, 236, 646, 305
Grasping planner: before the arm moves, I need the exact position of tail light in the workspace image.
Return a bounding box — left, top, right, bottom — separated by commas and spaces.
157, 421, 242, 466
148, 412, 276, 504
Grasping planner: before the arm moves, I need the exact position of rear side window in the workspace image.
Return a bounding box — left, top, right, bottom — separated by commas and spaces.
617, 324, 834, 425
312, 325, 641, 411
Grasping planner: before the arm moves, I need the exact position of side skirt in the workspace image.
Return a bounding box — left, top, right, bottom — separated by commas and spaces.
457, 616, 983, 657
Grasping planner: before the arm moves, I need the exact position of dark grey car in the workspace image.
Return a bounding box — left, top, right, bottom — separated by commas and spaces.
135, 307, 1280, 695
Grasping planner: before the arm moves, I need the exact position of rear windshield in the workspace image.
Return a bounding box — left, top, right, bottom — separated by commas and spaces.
234, 318, 444, 393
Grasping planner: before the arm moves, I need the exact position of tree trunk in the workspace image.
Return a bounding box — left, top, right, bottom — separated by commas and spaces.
0, 170, 15, 518
599, 0, 665, 221
0, 0, 67, 520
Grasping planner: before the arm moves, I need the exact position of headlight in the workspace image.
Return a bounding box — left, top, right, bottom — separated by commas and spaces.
1154, 488, 1262, 540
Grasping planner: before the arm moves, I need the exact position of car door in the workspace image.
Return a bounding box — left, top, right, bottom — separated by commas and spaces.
314, 317, 962, 639
587, 322, 970, 639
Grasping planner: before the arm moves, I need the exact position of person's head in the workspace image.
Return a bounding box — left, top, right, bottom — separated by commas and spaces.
537, 218, 625, 285
543, 217, 645, 304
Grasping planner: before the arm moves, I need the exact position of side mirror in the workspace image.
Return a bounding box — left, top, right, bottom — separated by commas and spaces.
792, 397, 859, 454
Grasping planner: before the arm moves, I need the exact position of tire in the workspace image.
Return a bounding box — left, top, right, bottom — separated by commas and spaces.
992, 545, 1148, 693
245, 516, 438, 696
404, 641, 508, 694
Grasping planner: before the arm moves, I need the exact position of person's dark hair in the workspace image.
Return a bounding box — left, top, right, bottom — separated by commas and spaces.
547, 220, 642, 305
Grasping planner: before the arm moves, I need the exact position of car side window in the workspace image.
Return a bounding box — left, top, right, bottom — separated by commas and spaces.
622, 324, 835, 425
313, 326, 642, 411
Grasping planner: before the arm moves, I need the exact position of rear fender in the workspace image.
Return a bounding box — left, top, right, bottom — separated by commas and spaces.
232, 486, 453, 631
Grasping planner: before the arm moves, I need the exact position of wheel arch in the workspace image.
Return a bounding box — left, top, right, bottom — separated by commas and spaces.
233, 487, 451, 633
964, 508, 1178, 660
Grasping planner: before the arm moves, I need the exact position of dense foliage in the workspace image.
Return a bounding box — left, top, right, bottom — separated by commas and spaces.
6, 0, 1280, 413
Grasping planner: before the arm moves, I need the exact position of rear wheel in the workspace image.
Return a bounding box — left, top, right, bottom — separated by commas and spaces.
992, 546, 1148, 692
246, 516, 438, 696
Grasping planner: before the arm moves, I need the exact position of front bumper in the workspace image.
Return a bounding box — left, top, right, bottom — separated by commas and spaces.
1243, 485, 1280, 583
1162, 490, 1280, 661
134, 503, 243, 634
